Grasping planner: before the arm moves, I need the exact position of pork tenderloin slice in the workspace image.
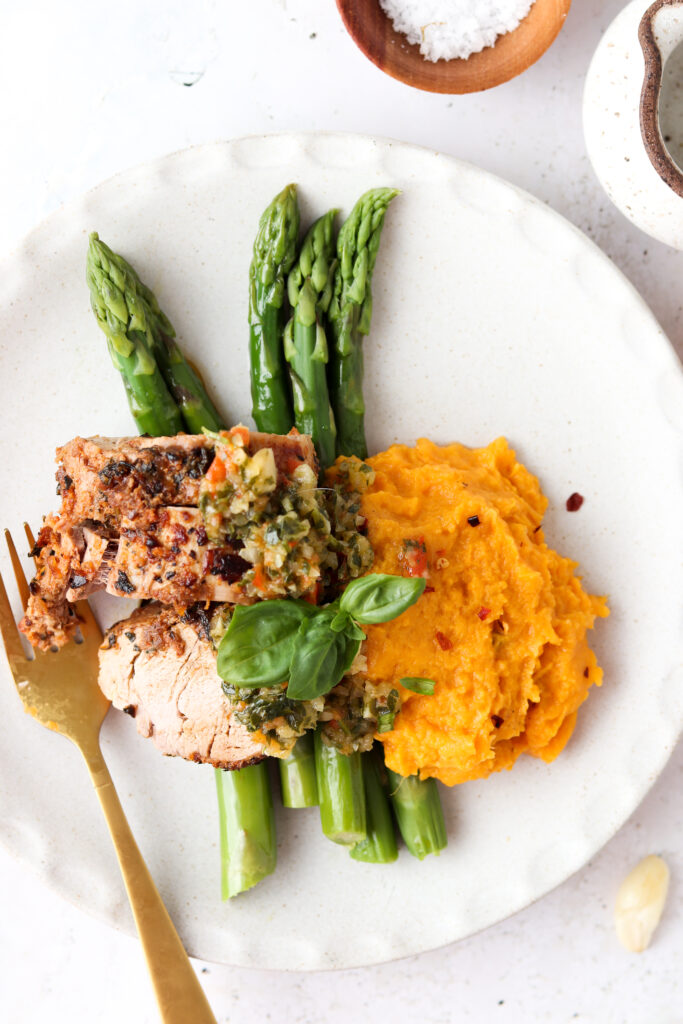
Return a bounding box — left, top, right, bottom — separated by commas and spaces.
19, 514, 83, 649
57, 429, 317, 527
107, 507, 250, 605
57, 434, 216, 528
99, 603, 263, 769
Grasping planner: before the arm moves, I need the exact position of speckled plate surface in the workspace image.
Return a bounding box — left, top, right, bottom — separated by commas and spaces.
0, 133, 681, 971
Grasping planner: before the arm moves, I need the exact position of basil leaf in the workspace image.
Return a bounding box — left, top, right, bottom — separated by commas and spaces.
329, 608, 351, 633
343, 618, 366, 642
399, 677, 436, 696
286, 613, 361, 701
216, 600, 315, 688
340, 573, 426, 624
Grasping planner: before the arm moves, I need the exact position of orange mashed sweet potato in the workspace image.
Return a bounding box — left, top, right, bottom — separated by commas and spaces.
361, 437, 608, 786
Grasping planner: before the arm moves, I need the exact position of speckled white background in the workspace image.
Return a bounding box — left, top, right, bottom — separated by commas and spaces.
0, 1, 681, 1021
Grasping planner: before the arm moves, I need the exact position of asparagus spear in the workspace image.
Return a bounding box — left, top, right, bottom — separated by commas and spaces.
88, 233, 222, 434
314, 727, 366, 846
90, 234, 278, 897
385, 766, 447, 860
327, 188, 399, 459
284, 210, 338, 470
86, 233, 183, 436
249, 185, 300, 435
350, 748, 398, 864
215, 762, 277, 898
248, 189, 326, 807
326, 190, 447, 862
278, 732, 319, 808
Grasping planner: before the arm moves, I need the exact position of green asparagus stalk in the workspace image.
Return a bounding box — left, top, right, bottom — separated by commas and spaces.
248, 189, 326, 807
86, 233, 183, 436
350, 749, 398, 864
215, 762, 277, 898
314, 727, 366, 846
328, 191, 448, 863
138, 293, 222, 435
249, 185, 300, 434
328, 188, 399, 459
91, 235, 277, 897
385, 766, 447, 860
284, 210, 338, 469
278, 733, 319, 808
87, 233, 222, 435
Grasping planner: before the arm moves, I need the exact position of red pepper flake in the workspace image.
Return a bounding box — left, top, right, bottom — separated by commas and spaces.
424, 585, 435, 593
477, 606, 491, 621
467, 515, 480, 527
533, 524, 542, 534
583, 667, 589, 678
435, 630, 452, 651
436, 549, 446, 557
491, 715, 504, 729
566, 492, 584, 512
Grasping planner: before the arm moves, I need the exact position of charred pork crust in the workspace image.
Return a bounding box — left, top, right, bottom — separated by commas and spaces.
180, 603, 213, 642
96, 445, 213, 500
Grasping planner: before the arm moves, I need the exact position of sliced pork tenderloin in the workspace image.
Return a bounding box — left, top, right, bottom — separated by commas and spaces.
57, 431, 315, 528
20, 428, 317, 649
99, 603, 264, 770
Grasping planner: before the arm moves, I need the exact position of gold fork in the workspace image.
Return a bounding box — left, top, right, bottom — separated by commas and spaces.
0, 526, 217, 1024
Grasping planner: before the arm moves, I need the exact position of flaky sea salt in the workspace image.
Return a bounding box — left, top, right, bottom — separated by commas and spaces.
379, 0, 536, 62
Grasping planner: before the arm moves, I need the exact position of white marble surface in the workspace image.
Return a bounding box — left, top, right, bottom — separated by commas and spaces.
0, 1, 681, 1021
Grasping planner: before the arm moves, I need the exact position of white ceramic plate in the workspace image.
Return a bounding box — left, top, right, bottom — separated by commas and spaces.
0, 134, 681, 971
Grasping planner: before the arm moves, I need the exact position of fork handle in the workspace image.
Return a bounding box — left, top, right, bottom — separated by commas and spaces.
82, 744, 218, 1024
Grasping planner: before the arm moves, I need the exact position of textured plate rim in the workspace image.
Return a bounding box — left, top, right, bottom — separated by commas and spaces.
1, 131, 681, 971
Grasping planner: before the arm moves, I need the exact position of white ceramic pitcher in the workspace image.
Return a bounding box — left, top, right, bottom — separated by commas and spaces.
584, 0, 683, 249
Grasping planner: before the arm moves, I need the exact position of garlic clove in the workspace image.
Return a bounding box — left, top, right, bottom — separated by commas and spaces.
614, 854, 670, 952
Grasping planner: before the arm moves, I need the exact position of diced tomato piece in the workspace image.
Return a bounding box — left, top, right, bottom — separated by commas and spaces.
252, 565, 267, 591
205, 455, 227, 485
229, 425, 250, 446
401, 536, 429, 578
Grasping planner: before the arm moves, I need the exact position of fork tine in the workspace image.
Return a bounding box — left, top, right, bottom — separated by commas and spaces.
0, 566, 27, 665
5, 529, 30, 608
74, 598, 102, 640
24, 523, 37, 564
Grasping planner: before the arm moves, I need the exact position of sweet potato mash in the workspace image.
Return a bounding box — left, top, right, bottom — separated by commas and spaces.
361, 437, 608, 785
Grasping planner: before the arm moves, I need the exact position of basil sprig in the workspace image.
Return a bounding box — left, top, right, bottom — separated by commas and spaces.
217, 574, 426, 702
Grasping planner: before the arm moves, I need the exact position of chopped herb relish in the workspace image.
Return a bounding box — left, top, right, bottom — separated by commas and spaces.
202, 450, 392, 753
199, 430, 374, 601
317, 676, 401, 755
220, 681, 323, 755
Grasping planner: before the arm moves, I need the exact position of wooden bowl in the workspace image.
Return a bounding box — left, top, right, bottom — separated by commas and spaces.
336, 0, 572, 94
